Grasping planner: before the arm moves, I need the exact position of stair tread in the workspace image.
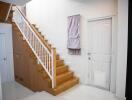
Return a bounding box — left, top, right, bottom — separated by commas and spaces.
57, 65, 68, 69
56, 65, 68, 70
57, 71, 73, 79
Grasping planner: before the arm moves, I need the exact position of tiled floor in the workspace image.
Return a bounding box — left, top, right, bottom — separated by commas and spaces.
2, 81, 118, 100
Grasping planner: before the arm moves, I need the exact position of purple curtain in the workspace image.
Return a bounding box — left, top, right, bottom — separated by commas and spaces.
67, 14, 81, 55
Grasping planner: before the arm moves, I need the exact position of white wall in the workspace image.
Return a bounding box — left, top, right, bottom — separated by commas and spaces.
26, 0, 128, 98
116, 0, 128, 99
26, 0, 117, 85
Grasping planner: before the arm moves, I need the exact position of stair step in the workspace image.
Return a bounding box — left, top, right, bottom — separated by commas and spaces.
53, 77, 79, 95
56, 65, 68, 75
56, 60, 64, 67
47, 71, 74, 87
56, 71, 73, 86
56, 54, 59, 60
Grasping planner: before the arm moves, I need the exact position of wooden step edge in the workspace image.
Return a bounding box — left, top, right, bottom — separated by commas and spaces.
56, 59, 64, 62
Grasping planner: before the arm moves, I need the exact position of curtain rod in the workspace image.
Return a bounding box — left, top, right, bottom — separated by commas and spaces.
68, 14, 80, 17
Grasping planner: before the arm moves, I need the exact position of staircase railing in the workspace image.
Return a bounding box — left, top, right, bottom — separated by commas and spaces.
13, 7, 56, 88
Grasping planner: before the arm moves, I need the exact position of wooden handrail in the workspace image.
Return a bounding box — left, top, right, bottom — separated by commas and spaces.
16, 7, 51, 52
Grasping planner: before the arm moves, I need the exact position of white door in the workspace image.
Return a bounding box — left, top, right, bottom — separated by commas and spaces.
87, 18, 112, 90
0, 23, 14, 84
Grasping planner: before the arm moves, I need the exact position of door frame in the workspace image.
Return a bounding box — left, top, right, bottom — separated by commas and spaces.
87, 15, 117, 93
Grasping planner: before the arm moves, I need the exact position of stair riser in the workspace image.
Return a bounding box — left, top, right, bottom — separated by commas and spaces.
56, 60, 64, 67
56, 73, 73, 86
47, 72, 74, 87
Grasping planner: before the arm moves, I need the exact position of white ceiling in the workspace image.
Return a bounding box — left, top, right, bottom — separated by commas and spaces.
0, 0, 31, 5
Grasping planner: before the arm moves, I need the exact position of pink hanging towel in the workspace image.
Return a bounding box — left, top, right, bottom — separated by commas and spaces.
67, 14, 81, 55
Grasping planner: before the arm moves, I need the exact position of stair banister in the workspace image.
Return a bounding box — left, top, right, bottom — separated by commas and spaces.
16, 7, 51, 52
13, 6, 56, 88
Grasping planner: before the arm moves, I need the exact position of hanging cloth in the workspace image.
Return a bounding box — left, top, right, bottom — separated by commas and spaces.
67, 14, 81, 55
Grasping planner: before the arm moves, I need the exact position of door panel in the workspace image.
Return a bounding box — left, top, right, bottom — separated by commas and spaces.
87, 18, 112, 90
0, 33, 8, 83
0, 24, 14, 83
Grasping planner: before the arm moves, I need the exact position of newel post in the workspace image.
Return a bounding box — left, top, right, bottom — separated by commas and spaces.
51, 48, 56, 88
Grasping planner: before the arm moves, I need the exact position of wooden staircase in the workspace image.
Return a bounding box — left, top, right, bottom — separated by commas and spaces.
9, 7, 79, 95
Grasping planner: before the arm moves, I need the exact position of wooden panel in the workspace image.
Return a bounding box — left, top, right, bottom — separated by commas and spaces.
12, 23, 49, 91
0, 1, 10, 22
